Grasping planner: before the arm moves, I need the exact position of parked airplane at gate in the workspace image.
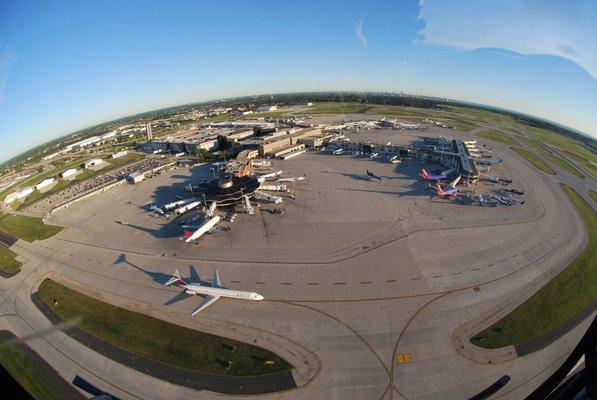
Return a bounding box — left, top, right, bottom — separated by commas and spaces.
420, 168, 453, 182
366, 169, 383, 181
165, 269, 264, 315
278, 175, 306, 183
435, 175, 460, 198
149, 204, 167, 217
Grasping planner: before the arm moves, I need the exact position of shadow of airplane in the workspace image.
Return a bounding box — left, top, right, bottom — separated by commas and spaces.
322, 171, 371, 181
113, 254, 212, 306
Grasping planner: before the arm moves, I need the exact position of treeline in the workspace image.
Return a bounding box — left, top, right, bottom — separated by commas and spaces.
221, 92, 443, 110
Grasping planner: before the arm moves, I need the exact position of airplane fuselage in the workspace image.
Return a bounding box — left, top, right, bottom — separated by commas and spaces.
180, 283, 263, 300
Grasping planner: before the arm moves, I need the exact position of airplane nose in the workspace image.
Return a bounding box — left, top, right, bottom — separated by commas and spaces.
257, 294, 264, 300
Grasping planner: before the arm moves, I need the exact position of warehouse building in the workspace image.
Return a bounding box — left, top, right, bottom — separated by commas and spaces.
61, 168, 78, 179
35, 178, 55, 191
83, 159, 103, 169
4, 187, 34, 205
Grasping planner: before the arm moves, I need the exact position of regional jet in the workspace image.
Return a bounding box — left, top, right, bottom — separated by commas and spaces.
420, 168, 453, 182
366, 169, 383, 181
165, 269, 263, 315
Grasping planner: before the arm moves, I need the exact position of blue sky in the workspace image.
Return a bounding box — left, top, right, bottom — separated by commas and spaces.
0, 0, 595, 162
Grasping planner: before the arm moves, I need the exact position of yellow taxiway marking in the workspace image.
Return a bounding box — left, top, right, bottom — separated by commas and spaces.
396, 353, 413, 364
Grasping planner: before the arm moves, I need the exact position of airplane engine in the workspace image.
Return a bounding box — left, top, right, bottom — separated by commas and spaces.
185, 290, 196, 295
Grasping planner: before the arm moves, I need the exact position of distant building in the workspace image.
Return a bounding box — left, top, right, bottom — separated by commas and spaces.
5, 187, 34, 204
42, 151, 60, 161
60, 168, 78, 178
100, 131, 117, 140
83, 159, 103, 169
4, 192, 20, 205
256, 105, 277, 113
35, 178, 55, 191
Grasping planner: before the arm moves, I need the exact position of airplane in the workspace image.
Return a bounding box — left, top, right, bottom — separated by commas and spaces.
149, 204, 168, 217
366, 169, 383, 182
436, 185, 458, 198
165, 269, 263, 315
420, 168, 450, 182
257, 170, 283, 182
332, 148, 344, 155
491, 195, 512, 207
184, 215, 222, 242
370, 152, 379, 159
278, 175, 306, 183
174, 200, 201, 216
164, 197, 196, 211
435, 175, 460, 198
477, 193, 487, 206
182, 224, 229, 235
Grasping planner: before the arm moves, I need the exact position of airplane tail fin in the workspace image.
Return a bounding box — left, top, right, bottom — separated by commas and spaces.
183, 230, 193, 240
436, 185, 444, 196
165, 269, 186, 286
421, 169, 428, 180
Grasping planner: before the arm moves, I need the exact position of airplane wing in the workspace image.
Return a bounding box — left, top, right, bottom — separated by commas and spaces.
212, 271, 221, 288
447, 175, 461, 188
191, 295, 220, 315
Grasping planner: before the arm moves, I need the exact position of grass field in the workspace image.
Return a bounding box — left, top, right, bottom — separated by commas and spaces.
545, 154, 584, 179
0, 245, 21, 275
591, 191, 597, 203
471, 185, 596, 348
0, 342, 67, 400
303, 102, 482, 131
303, 102, 373, 115
0, 215, 63, 242
38, 279, 292, 376
477, 130, 519, 146
511, 147, 556, 175
366, 105, 451, 119
562, 151, 597, 179
436, 119, 478, 132
517, 126, 597, 177
447, 106, 517, 124
242, 111, 289, 119
515, 135, 550, 154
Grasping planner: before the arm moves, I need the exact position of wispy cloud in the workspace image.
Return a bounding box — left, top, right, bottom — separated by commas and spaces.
355, 17, 368, 49
414, 0, 596, 78
0, 39, 16, 106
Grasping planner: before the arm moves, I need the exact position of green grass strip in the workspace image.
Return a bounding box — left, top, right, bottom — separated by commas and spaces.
0, 343, 67, 400
0, 215, 63, 242
545, 154, 584, 179
511, 147, 555, 175
0, 245, 21, 275
471, 185, 596, 348
477, 130, 519, 146
38, 279, 292, 376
